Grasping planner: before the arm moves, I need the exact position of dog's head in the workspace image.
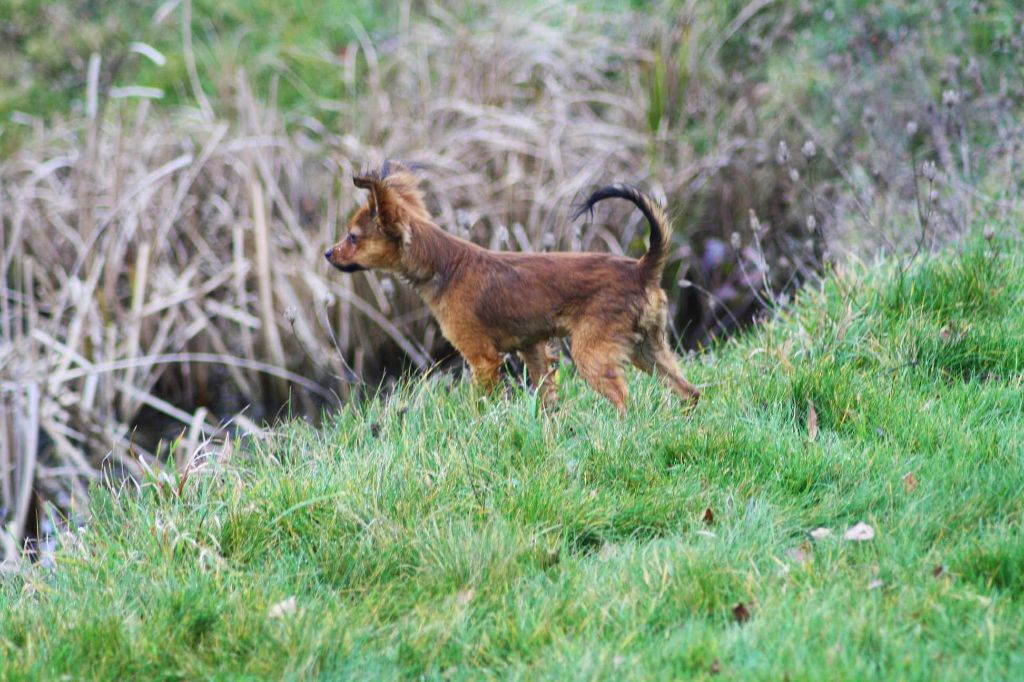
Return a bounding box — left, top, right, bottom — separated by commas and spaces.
324, 160, 428, 273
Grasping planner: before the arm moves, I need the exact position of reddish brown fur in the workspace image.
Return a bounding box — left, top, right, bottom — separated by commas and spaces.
324, 162, 700, 414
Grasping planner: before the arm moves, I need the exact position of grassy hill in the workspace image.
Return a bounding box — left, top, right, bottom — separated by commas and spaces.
2, 232, 1023, 679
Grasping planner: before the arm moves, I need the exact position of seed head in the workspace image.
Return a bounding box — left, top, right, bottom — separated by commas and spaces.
748, 209, 763, 233
730, 232, 742, 249
906, 120, 918, 137
776, 141, 790, 165
806, 215, 818, 232
922, 160, 937, 181
942, 89, 959, 108
283, 306, 298, 323
801, 140, 817, 159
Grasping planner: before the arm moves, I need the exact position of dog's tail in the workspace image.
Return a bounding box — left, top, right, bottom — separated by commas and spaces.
572, 184, 671, 285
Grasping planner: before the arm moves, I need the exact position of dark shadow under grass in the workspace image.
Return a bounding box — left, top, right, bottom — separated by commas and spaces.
2, 233, 1023, 679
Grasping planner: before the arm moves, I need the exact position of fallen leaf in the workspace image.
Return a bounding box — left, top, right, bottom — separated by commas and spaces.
456, 588, 475, 606
786, 546, 811, 565
268, 596, 297, 618
902, 471, 918, 493
844, 522, 875, 542
932, 564, 945, 578
807, 400, 819, 442
732, 602, 751, 624
809, 527, 832, 541
703, 507, 715, 525
710, 658, 721, 675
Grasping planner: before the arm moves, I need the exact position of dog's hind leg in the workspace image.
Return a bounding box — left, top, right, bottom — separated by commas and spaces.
633, 292, 700, 407
632, 338, 700, 406
571, 328, 629, 416
574, 350, 628, 416
520, 341, 558, 407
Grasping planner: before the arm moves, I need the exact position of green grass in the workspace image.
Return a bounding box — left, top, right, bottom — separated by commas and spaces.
2, 233, 1024, 679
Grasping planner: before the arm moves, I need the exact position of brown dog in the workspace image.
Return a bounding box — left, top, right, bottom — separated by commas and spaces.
325, 161, 700, 414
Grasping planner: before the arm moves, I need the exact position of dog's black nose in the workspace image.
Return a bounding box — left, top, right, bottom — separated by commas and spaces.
323, 249, 332, 262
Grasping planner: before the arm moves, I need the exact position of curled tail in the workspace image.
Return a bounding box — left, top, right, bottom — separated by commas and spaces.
572, 184, 671, 285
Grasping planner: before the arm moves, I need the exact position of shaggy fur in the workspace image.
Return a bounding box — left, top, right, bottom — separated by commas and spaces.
325, 161, 700, 414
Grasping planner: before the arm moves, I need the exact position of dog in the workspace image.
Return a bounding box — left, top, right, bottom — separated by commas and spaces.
324, 161, 700, 414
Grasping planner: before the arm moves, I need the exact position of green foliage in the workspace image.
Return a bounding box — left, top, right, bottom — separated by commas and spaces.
2, 232, 1023, 678
0, 0, 395, 147
1, 0, 154, 109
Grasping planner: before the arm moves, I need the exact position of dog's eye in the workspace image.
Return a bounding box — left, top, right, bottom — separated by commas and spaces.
347, 233, 359, 245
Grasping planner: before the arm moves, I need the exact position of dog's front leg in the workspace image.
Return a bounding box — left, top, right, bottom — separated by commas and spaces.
459, 342, 503, 395
438, 319, 503, 394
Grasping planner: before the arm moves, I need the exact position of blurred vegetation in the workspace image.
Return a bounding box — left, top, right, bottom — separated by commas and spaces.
6, 1, 1018, 126
1, 0, 393, 144
4, 0, 1022, 257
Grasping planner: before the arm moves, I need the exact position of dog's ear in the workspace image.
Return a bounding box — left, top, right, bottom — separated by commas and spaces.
373, 187, 410, 241
352, 173, 410, 241
353, 174, 382, 219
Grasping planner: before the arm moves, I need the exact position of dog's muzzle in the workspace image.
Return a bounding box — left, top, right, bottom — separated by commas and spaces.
324, 249, 365, 272
329, 260, 367, 273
